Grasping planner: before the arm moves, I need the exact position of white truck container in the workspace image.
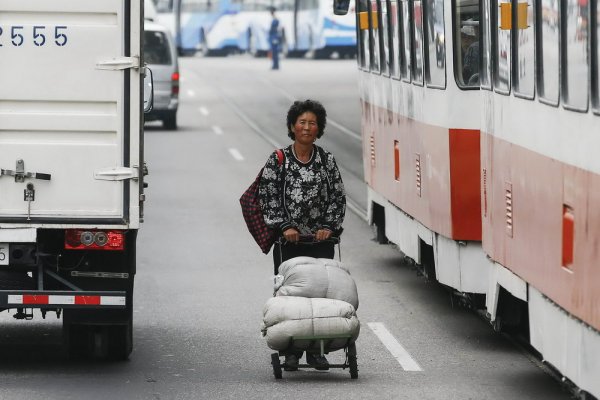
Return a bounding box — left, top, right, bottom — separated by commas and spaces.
0, 0, 147, 359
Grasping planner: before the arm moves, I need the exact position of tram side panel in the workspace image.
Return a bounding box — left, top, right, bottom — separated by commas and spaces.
482, 125, 600, 334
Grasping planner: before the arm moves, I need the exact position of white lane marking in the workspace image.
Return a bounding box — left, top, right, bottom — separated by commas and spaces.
187, 89, 196, 97
228, 148, 244, 161
212, 125, 223, 135
199, 106, 209, 116
368, 322, 423, 371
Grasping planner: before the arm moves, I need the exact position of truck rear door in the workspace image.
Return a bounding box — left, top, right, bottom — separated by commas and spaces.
0, 0, 141, 225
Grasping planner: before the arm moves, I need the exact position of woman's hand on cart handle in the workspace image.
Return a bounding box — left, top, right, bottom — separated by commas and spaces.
283, 228, 300, 243
315, 228, 333, 241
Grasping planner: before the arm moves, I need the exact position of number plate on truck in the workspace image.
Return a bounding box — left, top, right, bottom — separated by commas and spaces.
0, 243, 8, 265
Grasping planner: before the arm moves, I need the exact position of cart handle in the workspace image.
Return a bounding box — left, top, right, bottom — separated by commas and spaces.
276, 235, 340, 245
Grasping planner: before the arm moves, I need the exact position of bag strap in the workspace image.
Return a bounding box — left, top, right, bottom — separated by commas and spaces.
316, 145, 331, 189
275, 149, 284, 166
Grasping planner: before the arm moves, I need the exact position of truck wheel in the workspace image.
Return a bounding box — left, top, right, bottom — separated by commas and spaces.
107, 318, 133, 360
64, 323, 89, 359
163, 112, 177, 130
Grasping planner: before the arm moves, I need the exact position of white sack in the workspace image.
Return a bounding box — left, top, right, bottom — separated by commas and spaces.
262, 296, 360, 351
275, 257, 359, 310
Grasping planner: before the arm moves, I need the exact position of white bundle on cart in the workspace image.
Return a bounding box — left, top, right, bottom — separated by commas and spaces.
274, 257, 359, 310
261, 296, 360, 351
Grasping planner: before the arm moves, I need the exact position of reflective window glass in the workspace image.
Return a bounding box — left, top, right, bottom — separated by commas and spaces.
155, 0, 174, 12
594, 0, 600, 111
181, 0, 220, 12
538, 0, 560, 103
144, 31, 172, 65
514, 0, 535, 97
425, 0, 446, 88
358, 0, 370, 69
371, 0, 381, 72
401, 0, 412, 80
381, 0, 390, 75
390, 0, 402, 78
563, 0, 589, 110
413, 0, 424, 84
455, 0, 480, 88
495, 0, 511, 93
481, 0, 492, 88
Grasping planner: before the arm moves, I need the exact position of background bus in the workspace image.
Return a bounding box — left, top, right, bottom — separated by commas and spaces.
175, 0, 242, 56
235, 0, 295, 57
154, 0, 178, 40
295, 0, 357, 58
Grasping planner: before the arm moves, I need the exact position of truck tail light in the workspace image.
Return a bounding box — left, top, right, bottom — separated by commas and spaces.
171, 72, 180, 96
65, 230, 125, 251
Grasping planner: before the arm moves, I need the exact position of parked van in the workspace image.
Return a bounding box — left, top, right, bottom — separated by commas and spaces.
144, 21, 179, 130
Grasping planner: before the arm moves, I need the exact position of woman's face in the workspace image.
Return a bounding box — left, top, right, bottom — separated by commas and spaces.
292, 111, 319, 145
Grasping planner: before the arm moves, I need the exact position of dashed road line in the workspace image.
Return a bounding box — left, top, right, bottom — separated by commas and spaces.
199, 106, 209, 116
212, 125, 223, 135
187, 89, 196, 97
228, 148, 244, 161
368, 322, 423, 371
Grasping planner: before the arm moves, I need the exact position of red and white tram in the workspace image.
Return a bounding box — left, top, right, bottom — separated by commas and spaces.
335, 0, 600, 397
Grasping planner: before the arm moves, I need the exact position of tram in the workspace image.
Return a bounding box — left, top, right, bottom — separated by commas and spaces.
334, 0, 600, 397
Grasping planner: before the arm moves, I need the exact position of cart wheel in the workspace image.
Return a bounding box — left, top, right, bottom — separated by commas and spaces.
271, 353, 283, 379
347, 343, 358, 379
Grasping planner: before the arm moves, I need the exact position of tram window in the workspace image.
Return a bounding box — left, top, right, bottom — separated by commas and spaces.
425, 0, 446, 88
480, 0, 492, 89
390, 0, 401, 78
380, 0, 390, 75
413, 0, 425, 85
494, 0, 511, 93
358, 0, 370, 70
371, 0, 381, 73
514, 0, 535, 98
563, 0, 589, 111
592, 0, 600, 113
401, 0, 412, 81
537, 0, 560, 104
454, 0, 480, 88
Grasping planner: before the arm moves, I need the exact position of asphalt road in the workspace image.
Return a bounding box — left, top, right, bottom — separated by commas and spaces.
0, 56, 571, 400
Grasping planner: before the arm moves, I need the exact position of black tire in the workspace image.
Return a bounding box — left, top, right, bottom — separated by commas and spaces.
286, 50, 307, 58
271, 353, 282, 379
313, 48, 331, 59
348, 343, 358, 379
106, 319, 133, 360
163, 112, 177, 130
63, 323, 88, 359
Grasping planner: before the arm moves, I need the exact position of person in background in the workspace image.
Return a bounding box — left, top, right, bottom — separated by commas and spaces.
269, 7, 281, 70
258, 99, 347, 370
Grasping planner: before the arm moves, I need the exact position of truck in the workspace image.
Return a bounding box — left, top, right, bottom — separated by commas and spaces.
0, 0, 148, 360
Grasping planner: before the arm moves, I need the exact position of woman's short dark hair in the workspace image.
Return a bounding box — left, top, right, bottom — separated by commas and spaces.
286, 99, 327, 140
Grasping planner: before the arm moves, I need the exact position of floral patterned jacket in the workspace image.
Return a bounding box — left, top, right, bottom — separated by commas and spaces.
258, 145, 346, 236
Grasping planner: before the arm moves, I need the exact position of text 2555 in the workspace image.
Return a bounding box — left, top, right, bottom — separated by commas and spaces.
0, 26, 68, 47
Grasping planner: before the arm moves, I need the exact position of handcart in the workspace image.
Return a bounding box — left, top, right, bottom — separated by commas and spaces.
270, 335, 358, 379
268, 236, 359, 379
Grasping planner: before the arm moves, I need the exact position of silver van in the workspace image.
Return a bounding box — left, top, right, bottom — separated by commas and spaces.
144, 21, 179, 129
